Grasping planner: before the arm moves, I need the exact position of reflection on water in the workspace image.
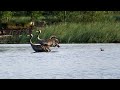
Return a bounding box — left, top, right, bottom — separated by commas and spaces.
0, 49, 6, 52
51, 51, 59, 53
0, 44, 120, 79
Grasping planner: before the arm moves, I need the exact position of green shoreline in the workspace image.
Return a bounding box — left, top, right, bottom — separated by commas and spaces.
1, 22, 120, 44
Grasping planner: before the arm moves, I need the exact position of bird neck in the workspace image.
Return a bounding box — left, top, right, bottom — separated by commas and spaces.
37, 30, 42, 40
30, 34, 34, 44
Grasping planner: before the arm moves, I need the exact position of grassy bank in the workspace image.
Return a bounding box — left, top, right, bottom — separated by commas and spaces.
1, 22, 120, 44
38, 22, 120, 43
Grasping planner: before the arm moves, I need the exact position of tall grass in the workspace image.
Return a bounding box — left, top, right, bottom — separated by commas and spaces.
1, 22, 120, 44
37, 22, 120, 43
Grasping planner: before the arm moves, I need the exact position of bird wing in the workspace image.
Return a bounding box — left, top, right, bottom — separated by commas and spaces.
39, 39, 48, 45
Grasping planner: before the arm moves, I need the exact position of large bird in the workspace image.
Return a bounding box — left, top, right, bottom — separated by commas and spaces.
37, 30, 48, 45
30, 34, 51, 52
37, 30, 60, 48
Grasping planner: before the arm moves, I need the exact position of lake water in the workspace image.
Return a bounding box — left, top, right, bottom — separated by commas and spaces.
0, 44, 120, 79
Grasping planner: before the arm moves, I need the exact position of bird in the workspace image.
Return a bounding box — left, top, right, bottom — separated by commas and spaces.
100, 48, 104, 51
37, 30, 48, 45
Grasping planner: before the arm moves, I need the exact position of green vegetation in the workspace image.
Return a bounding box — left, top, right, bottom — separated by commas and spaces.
37, 22, 120, 43
1, 22, 120, 44
0, 11, 120, 44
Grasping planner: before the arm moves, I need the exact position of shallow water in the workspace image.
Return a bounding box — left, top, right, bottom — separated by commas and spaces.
0, 43, 120, 79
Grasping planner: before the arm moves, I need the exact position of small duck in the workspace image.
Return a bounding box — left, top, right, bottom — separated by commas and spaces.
100, 48, 104, 51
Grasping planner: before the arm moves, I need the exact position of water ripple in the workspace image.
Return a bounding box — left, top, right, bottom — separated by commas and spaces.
0, 44, 120, 79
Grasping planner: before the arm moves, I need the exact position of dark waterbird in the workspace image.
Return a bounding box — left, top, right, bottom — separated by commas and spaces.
100, 48, 104, 51
30, 31, 60, 52
30, 34, 51, 52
